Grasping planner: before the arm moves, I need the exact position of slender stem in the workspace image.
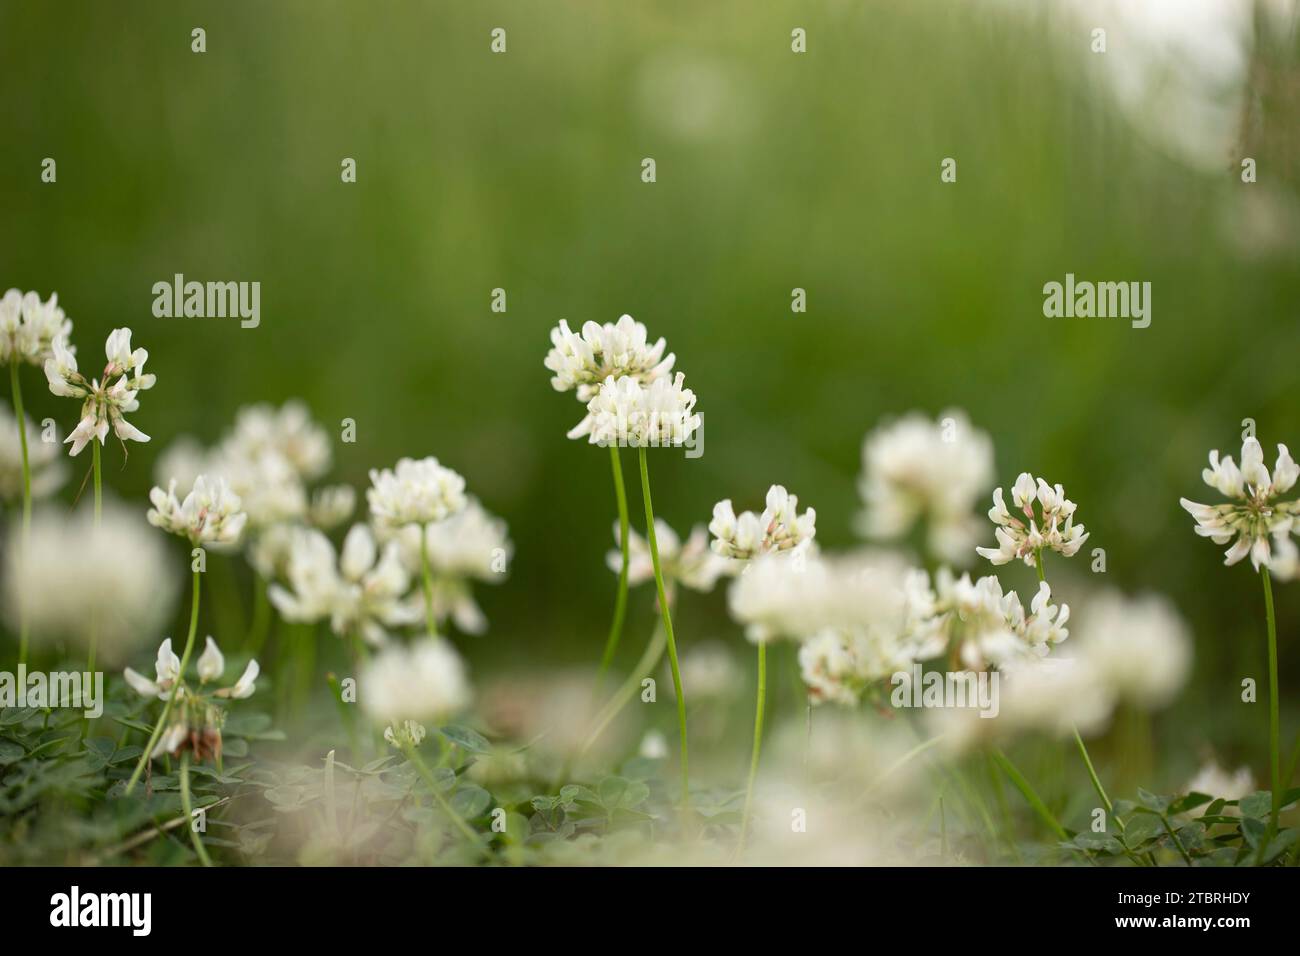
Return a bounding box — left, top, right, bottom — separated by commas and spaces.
1263, 566, 1281, 843
126, 567, 202, 795
10, 359, 31, 666
1073, 727, 1147, 866
1161, 813, 1194, 867
596, 445, 630, 683
638, 447, 689, 805
419, 523, 438, 636
179, 752, 213, 867
87, 439, 103, 674
991, 748, 1069, 841
737, 642, 767, 853
402, 740, 483, 847
1035, 547, 1046, 584
581, 618, 668, 756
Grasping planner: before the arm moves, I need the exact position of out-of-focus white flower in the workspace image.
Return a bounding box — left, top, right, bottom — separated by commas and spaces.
676, 641, 741, 699
147, 474, 247, 545
384, 720, 427, 749
360, 636, 472, 725
918, 569, 1070, 669
607, 519, 728, 593
382, 498, 511, 634
221, 400, 331, 481
583, 373, 700, 448
638, 729, 669, 760
45, 328, 155, 456
247, 522, 297, 579
995, 655, 1115, 737
1180, 436, 1300, 576
269, 524, 421, 646
0, 406, 65, 501
710, 485, 816, 561
0, 289, 72, 365
1073, 590, 1191, 709
544, 315, 675, 438
367, 456, 467, 529
3, 501, 177, 662
1185, 760, 1255, 812
977, 473, 1088, 567
309, 484, 356, 529
856, 410, 994, 565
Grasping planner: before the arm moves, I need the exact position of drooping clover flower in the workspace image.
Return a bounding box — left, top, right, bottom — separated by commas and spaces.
124, 636, 259, 760
584, 373, 701, 448
45, 328, 155, 456
544, 314, 676, 438
1179, 436, 1300, 575
709, 484, 816, 560
360, 635, 472, 726
367, 456, 467, 529
147, 474, 248, 546
269, 524, 420, 646
383, 497, 512, 634
976, 473, 1088, 567
916, 569, 1070, 669
856, 409, 994, 565
0, 289, 72, 366
0, 406, 65, 502
2, 501, 177, 663
607, 519, 729, 593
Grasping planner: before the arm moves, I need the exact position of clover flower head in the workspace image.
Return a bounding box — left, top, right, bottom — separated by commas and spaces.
976, 472, 1088, 567
367, 456, 468, 529
582, 372, 701, 447
608, 519, 728, 593
360, 636, 472, 726
544, 314, 675, 437
0, 288, 73, 366
384, 720, 428, 749
0, 406, 65, 502
917, 569, 1069, 670
1179, 436, 1300, 575
222, 400, 332, 481
269, 524, 420, 646
710, 484, 816, 561
45, 327, 155, 456
1073, 590, 1190, 709
309, 483, 357, 530
147, 474, 248, 545
856, 409, 994, 565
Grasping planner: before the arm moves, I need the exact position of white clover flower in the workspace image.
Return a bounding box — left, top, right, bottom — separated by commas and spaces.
147, 474, 248, 545
0, 289, 72, 366
309, 483, 356, 530
976, 473, 1088, 567
918, 569, 1070, 669
124, 637, 183, 700
222, 400, 331, 481
2, 501, 177, 662
709, 484, 816, 561
856, 410, 994, 565
1073, 590, 1191, 709
383, 498, 512, 634
544, 314, 675, 438
0, 406, 65, 502
210, 447, 307, 530
994, 655, 1114, 738
639, 730, 670, 760
360, 636, 472, 725
584, 373, 700, 448
607, 519, 728, 593
197, 636, 225, 683
124, 636, 258, 701
676, 641, 741, 699
384, 720, 428, 749
45, 328, 155, 456
1185, 760, 1255, 810
367, 456, 467, 529
269, 524, 420, 646
1180, 436, 1300, 576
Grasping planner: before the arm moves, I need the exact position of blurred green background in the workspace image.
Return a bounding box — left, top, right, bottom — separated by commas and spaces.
2, 2, 1298, 781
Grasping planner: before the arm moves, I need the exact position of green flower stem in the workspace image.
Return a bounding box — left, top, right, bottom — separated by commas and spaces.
402, 740, 483, 847
638, 446, 689, 806
736, 642, 767, 854
596, 444, 631, 684
126, 567, 201, 795
1073, 727, 1147, 866
581, 617, 668, 757
419, 523, 438, 636
87, 439, 103, 675
179, 752, 213, 867
1263, 567, 1281, 844
991, 747, 1069, 842
9, 359, 32, 666
247, 576, 271, 654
